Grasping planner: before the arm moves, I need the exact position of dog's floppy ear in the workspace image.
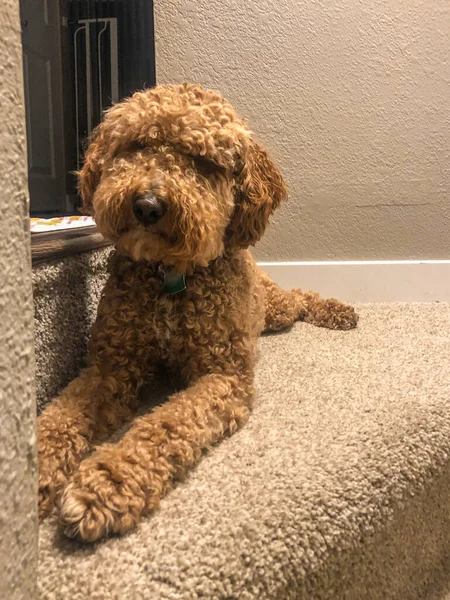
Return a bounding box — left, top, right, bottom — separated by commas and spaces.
227, 141, 287, 248
77, 126, 105, 215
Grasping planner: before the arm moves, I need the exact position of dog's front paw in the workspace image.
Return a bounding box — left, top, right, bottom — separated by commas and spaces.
39, 461, 69, 521
319, 299, 359, 330
38, 429, 91, 521
58, 448, 146, 543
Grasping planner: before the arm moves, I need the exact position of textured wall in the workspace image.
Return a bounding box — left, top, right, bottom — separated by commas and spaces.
154, 0, 450, 260
0, 1, 38, 598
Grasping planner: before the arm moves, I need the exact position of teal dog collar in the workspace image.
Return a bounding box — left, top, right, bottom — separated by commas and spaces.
158, 265, 186, 295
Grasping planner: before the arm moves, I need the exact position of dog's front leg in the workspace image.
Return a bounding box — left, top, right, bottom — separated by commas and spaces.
59, 371, 253, 542
38, 279, 154, 520
38, 361, 145, 520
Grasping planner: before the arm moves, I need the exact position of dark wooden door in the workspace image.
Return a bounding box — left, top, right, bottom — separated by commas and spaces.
21, 0, 68, 214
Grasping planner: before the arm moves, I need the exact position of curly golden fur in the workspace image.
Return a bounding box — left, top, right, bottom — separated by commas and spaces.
38, 83, 358, 542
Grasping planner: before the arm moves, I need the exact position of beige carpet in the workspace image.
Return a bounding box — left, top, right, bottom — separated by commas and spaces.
33, 248, 110, 412
38, 303, 450, 600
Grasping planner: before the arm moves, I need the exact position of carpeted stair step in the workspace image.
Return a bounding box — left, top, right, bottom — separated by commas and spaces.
37, 302, 450, 600
33, 248, 110, 412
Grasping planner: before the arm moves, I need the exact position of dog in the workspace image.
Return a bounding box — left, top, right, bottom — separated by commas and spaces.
37, 83, 358, 542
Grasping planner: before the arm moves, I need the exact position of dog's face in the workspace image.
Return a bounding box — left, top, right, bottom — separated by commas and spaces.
78, 83, 287, 272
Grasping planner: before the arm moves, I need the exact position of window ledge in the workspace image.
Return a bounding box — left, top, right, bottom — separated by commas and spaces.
31, 225, 112, 265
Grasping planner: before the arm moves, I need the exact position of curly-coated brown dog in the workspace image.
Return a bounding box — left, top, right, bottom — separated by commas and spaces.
38, 83, 358, 542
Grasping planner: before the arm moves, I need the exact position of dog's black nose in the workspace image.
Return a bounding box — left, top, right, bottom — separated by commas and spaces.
133, 195, 167, 226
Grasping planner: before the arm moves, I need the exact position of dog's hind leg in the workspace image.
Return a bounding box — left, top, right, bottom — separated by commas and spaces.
259, 269, 358, 332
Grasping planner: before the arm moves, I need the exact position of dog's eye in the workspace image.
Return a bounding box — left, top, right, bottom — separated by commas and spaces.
130, 141, 148, 153
193, 156, 219, 178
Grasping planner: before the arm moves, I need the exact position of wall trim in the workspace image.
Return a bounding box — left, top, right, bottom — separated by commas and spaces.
257, 260, 450, 303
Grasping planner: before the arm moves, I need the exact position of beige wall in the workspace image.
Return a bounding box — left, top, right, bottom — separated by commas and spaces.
155, 0, 450, 261
0, 1, 38, 597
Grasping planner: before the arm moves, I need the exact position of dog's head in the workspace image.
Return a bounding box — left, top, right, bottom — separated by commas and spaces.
79, 83, 286, 271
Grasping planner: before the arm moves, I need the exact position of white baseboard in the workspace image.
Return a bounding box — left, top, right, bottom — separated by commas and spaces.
257, 261, 450, 303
